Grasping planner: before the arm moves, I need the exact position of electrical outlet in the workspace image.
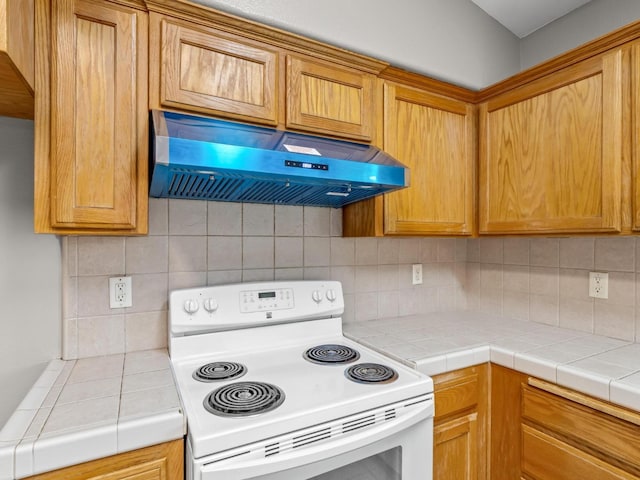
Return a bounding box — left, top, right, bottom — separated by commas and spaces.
589, 272, 608, 299
109, 276, 132, 308
412, 264, 423, 285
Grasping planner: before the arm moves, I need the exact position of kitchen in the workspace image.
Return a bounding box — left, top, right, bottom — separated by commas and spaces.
3, 0, 640, 478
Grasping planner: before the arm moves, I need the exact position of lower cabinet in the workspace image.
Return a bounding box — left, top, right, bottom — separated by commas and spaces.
22, 439, 183, 480
491, 364, 640, 480
432, 364, 488, 480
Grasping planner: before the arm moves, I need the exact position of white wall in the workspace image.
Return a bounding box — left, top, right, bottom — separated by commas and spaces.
195, 0, 521, 90
521, 0, 640, 70
0, 117, 61, 425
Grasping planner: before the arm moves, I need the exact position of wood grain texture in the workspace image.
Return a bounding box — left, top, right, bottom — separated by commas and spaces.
633, 42, 640, 231
479, 50, 624, 234
35, 0, 148, 234
434, 413, 478, 480
523, 384, 640, 474
23, 439, 183, 480
342, 196, 384, 237
433, 364, 488, 480
522, 425, 638, 480
380, 65, 476, 103
287, 55, 374, 141
383, 82, 475, 235
489, 364, 527, 480
0, 0, 34, 118
528, 377, 640, 427
155, 15, 278, 124
145, 0, 388, 75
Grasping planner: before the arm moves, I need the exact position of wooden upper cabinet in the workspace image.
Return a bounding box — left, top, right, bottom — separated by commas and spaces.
286, 55, 375, 141
35, 0, 148, 234
150, 14, 278, 125
0, 0, 34, 118
633, 42, 640, 231
479, 50, 626, 234
383, 83, 475, 235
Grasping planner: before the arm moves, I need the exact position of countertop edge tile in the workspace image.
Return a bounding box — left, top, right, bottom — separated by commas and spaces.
0, 442, 15, 480
14, 439, 34, 479
489, 346, 515, 369
610, 381, 640, 412
556, 365, 611, 402
117, 410, 185, 453
32, 423, 118, 476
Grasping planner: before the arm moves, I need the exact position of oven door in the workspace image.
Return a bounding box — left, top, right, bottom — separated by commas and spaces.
191, 395, 433, 480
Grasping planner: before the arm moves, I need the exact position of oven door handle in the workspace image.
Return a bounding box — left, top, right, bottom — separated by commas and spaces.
200, 400, 433, 479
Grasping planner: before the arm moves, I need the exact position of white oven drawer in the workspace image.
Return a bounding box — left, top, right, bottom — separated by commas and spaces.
190, 394, 434, 480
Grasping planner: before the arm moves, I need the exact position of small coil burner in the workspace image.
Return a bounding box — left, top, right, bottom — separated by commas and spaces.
345, 363, 398, 384
204, 382, 285, 417
304, 344, 360, 365
193, 362, 247, 382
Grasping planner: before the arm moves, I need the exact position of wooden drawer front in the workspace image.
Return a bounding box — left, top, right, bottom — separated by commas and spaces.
287, 56, 374, 141
522, 386, 640, 470
434, 372, 478, 420
159, 17, 278, 124
522, 425, 638, 480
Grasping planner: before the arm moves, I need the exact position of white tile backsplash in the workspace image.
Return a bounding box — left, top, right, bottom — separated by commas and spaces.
63, 200, 640, 360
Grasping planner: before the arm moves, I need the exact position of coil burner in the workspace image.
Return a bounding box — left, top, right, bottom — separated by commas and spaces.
204, 382, 285, 417
193, 362, 247, 382
345, 363, 398, 384
303, 344, 360, 365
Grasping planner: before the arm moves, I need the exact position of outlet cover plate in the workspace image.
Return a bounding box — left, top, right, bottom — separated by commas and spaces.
109, 276, 132, 308
589, 272, 608, 299
412, 264, 423, 285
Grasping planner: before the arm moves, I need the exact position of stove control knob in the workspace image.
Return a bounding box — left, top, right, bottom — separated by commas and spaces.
183, 299, 199, 314
311, 290, 323, 304
203, 298, 218, 313
326, 289, 337, 302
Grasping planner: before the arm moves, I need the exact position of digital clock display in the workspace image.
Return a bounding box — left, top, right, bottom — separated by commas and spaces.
258, 291, 276, 299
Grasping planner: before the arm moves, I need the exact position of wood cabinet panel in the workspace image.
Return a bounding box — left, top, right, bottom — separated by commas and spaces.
433, 370, 479, 420
24, 439, 183, 480
522, 425, 638, 480
434, 413, 478, 480
480, 51, 625, 234
633, 42, 640, 231
523, 383, 640, 473
489, 364, 527, 480
153, 15, 278, 124
35, 0, 148, 233
433, 365, 487, 480
287, 55, 374, 141
0, 0, 34, 118
383, 83, 475, 235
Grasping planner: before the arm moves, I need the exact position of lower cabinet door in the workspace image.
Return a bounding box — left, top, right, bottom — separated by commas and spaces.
434, 413, 478, 480
522, 425, 639, 480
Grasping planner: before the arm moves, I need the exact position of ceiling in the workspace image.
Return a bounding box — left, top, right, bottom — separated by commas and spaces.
469, 0, 594, 38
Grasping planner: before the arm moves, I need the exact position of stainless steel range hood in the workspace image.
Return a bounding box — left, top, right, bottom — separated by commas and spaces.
149, 110, 408, 208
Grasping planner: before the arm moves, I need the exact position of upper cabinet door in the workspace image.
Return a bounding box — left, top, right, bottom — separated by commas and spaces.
479, 50, 625, 234
286, 56, 375, 141
45, 0, 148, 232
633, 42, 640, 232
152, 15, 278, 125
383, 83, 475, 235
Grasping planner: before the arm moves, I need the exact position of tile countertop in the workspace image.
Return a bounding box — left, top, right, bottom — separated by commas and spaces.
0, 349, 184, 480
344, 311, 640, 412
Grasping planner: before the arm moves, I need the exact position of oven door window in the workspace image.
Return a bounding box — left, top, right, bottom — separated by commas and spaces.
308, 447, 402, 480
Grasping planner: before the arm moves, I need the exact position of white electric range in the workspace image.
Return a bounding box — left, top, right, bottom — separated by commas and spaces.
169, 281, 434, 480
